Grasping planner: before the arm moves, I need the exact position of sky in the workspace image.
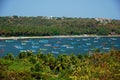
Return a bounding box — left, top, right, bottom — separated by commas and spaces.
0, 0, 120, 19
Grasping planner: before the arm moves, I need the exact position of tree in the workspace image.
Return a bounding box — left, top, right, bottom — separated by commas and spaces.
4, 53, 14, 60
18, 52, 27, 59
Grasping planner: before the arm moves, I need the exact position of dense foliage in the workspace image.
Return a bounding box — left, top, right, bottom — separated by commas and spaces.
0, 16, 120, 36
0, 50, 120, 80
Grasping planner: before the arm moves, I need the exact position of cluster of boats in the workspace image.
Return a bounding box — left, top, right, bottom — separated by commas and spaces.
0, 37, 119, 56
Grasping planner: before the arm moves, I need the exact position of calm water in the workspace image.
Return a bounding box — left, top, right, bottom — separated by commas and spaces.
0, 37, 120, 57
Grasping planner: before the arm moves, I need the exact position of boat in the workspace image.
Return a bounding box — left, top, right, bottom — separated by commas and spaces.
84, 49, 88, 51
39, 40, 48, 43
66, 46, 74, 49
39, 48, 47, 51
44, 44, 51, 47
32, 42, 39, 45
27, 50, 36, 52
71, 42, 76, 44
60, 49, 65, 52
20, 50, 27, 52
82, 38, 88, 41
103, 47, 110, 50
110, 38, 117, 40
61, 45, 69, 47
22, 40, 30, 43
0, 45, 5, 47
56, 41, 61, 44
5, 40, 14, 42
51, 51, 59, 54
14, 45, 23, 49
86, 43, 91, 46
93, 40, 98, 43
21, 43, 27, 45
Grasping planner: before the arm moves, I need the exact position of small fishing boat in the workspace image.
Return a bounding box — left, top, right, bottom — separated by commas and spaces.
113, 45, 119, 47
20, 50, 27, 52
5, 40, 14, 42
21, 43, 27, 45
22, 40, 30, 43
60, 49, 65, 52
71, 42, 76, 44
39, 48, 47, 51
82, 38, 88, 41
61, 45, 69, 47
51, 51, 59, 54
103, 47, 110, 50
110, 38, 117, 40
86, 43, 91, 46
66, 46, 74, 49
56, 41, 61, 44
14, 45, 23, 49
84, 49, 88, 51
32, 42, 39, 45
0, 45, 5, 47
32, 46, 39, 48
44, 44, 51, 47
93, 40, 98, 43
27, 50, 36, 52
39, 40, 48, 43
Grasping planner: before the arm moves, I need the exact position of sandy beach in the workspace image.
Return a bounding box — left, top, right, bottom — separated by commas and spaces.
0, 35, 120, 40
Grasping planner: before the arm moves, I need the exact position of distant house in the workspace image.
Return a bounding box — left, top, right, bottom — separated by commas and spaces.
95, 18, 112, 24
110, 32, 116, 35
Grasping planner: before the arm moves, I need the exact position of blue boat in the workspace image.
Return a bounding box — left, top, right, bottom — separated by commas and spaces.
32, 46, 39, 48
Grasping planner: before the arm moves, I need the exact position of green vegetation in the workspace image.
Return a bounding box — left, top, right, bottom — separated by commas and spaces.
0, 50, 120, 80
0, 16, 120, 36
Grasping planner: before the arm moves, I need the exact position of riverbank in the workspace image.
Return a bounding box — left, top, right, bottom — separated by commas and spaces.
0, 35, 120, 40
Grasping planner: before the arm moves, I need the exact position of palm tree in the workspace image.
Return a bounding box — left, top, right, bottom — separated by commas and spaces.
44, 53, 55, 70
4, 53, 14, 60
54, 54, 70, 72
18, 52, 26, 59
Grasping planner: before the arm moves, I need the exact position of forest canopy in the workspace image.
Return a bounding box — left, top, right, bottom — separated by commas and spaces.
0, 16, 120, 36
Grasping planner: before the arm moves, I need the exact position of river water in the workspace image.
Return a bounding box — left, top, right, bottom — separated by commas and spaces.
0, 37, 120, 57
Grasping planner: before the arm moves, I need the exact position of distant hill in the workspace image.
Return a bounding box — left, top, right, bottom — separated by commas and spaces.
0, 16, 120, 36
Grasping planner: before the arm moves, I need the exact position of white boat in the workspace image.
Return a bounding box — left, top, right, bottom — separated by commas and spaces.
61, 45, 69, 47
20, 50, 26, 52
22, 40, 30, 43
5, 40, 14, 42
14, 45, 23, 49
93, 40, 98, 43
51, 51, 59, 54
103, 47, 110, 50
0, 45, 5, 47
110, 38, 117, 40
27, 50, 36, 52
39, 48, 47, 51
86, 43, 91, 46
21, 43, 27, 45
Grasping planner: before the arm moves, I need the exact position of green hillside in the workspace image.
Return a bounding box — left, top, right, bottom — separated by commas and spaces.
0, 16, 120, 36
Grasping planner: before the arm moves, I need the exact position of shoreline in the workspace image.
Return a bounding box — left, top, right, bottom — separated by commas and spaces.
0, 35, 120, 40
